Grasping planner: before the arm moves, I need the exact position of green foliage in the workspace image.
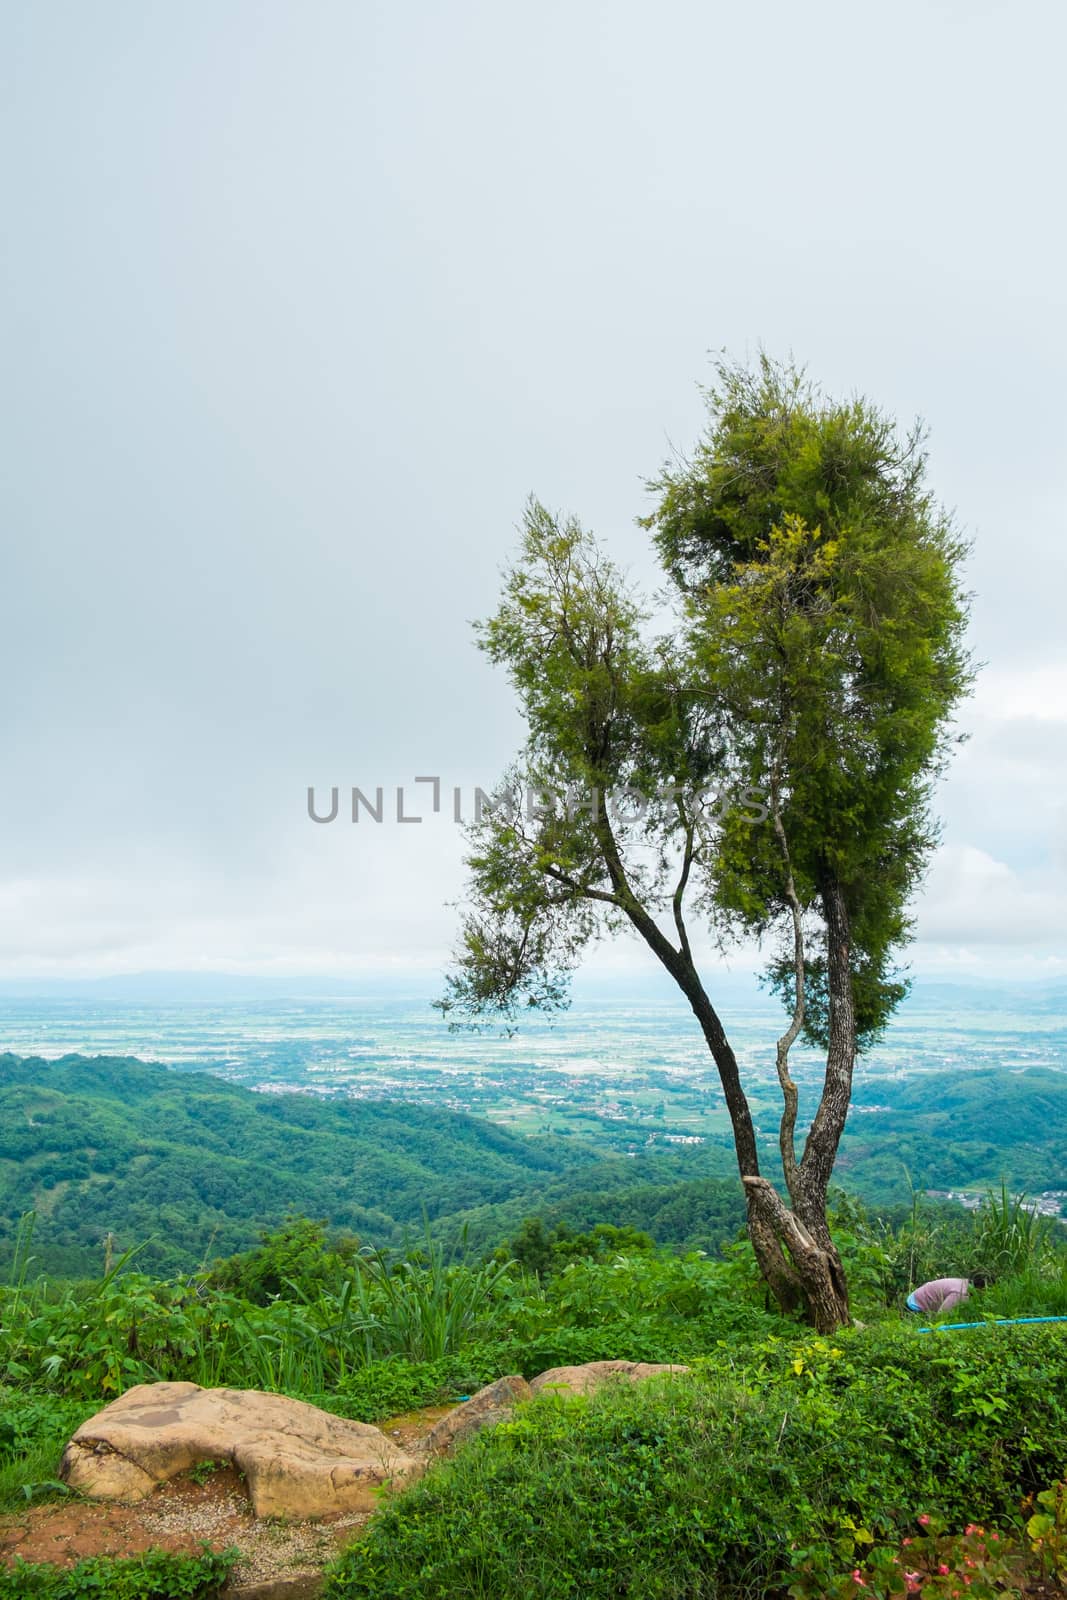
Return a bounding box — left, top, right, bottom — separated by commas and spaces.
0, 1231, 784, 1406
441, 1167, 750, 1262
346, 1225, 517, 1364
0, 1390, 96, 1513
1026, 1480, 1067, 1582
821, 1190, 995, 1310
497, 1217, 657, 1278
974, 1262, 1067, 1320
324, 1323, 1067, 1600
210, 1214, 360, 1304
0, 1547, 237, 1599
327, 1355, 501, 1422
971, 1184, 1054, 1280
646, 357, 972, 1048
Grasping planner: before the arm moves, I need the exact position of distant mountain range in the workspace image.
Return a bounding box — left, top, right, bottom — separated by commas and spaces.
1, 968, 1064, 1013
0, 1051, 588, 1276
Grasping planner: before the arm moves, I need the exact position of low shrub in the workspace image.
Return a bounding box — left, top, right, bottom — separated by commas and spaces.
324, 1323, 1067, 1600
787, 1516, 1021, 1599
319, 1353, 505, 1421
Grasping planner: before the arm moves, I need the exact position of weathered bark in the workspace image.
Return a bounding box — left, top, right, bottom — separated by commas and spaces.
759, 871, 856, 1329
792, 874, 857, 1302
743, 1177, 850, 1332
679, 927, 851, 1329
744, 1183, 804, 1315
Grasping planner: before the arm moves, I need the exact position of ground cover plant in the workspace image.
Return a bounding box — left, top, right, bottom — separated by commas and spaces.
1, 1193, 1065, 1596
0, 1547, 237, 1599
323, 1323, 1067, 1600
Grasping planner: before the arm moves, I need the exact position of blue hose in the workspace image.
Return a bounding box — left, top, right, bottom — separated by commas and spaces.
917, 1314, 1067, 1333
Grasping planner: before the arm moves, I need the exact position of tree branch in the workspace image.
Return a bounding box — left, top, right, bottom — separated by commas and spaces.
769, 765, 803, 1203
542, 862, 623, 908
671, 806, 696, 966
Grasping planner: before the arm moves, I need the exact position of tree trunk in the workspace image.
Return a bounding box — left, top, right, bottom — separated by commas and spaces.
745, 1185, 804, 1315
744, 1176, 851, 1331
736, 870, 856, 1332
606, 804, 855, 1331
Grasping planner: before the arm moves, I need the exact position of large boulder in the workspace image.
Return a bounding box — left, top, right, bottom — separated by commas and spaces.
529, 1360, 690, 1396
421, 1375, 531, 1454
417, 1362, 691, 1451
59, 1382, 421, 1520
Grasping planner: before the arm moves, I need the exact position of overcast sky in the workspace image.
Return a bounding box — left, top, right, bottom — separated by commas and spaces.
2, 0, 1065, 984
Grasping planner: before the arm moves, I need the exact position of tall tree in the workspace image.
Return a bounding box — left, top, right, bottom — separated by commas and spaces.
440, 356, 972, 1331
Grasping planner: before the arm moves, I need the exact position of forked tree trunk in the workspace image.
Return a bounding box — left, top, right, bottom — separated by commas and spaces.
596, 810, 857, 1332
667, 929, 854, 1332
728, 793, 854, 1331
744, 1177, 851, 1332
737, 872, 856, 1332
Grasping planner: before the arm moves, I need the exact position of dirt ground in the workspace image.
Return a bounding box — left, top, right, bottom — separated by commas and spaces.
0, 1404, 454, 1595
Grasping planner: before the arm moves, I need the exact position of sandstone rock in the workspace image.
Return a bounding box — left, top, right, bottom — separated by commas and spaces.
421, 1375, 531, 1454
528, 1360, 690, 1396
59, 1383, 421, 1520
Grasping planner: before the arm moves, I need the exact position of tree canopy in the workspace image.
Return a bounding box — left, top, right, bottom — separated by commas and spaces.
441, 355, 973, 1329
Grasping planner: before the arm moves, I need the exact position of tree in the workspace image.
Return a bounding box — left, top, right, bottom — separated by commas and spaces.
439, 355, 972, 1331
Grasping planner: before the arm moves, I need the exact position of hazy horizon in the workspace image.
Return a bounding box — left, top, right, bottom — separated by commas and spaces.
3, 2, 1065, 985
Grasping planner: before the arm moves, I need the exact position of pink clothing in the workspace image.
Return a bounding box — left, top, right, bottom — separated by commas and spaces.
910, 1277, 970, 1314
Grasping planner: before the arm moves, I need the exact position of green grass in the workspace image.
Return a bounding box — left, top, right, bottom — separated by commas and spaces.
953, 1258, 1067, 1321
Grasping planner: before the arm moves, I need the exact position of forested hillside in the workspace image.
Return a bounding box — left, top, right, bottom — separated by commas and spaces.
0, 1053, 588, 1274
841, 1065, 1067, 1201
2, 1053, 1065, 1276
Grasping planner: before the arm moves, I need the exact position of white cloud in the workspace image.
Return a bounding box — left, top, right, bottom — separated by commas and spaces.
915, 844, 1065, 947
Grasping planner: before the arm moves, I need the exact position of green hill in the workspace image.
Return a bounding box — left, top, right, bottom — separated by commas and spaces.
839, 1065, 1067, 1201
2, 1053, 1065, 1278
0, 1052, 592, 1275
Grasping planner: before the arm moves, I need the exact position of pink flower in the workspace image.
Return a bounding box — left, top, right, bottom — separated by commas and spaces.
902, 1538, 913, 1546
918, 1514, 931, 1526
852, 1570, 864, 1582
939, 1564, 950, 1575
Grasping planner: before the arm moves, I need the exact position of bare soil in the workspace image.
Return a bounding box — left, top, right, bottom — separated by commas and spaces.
0, 1405, 454, 1595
